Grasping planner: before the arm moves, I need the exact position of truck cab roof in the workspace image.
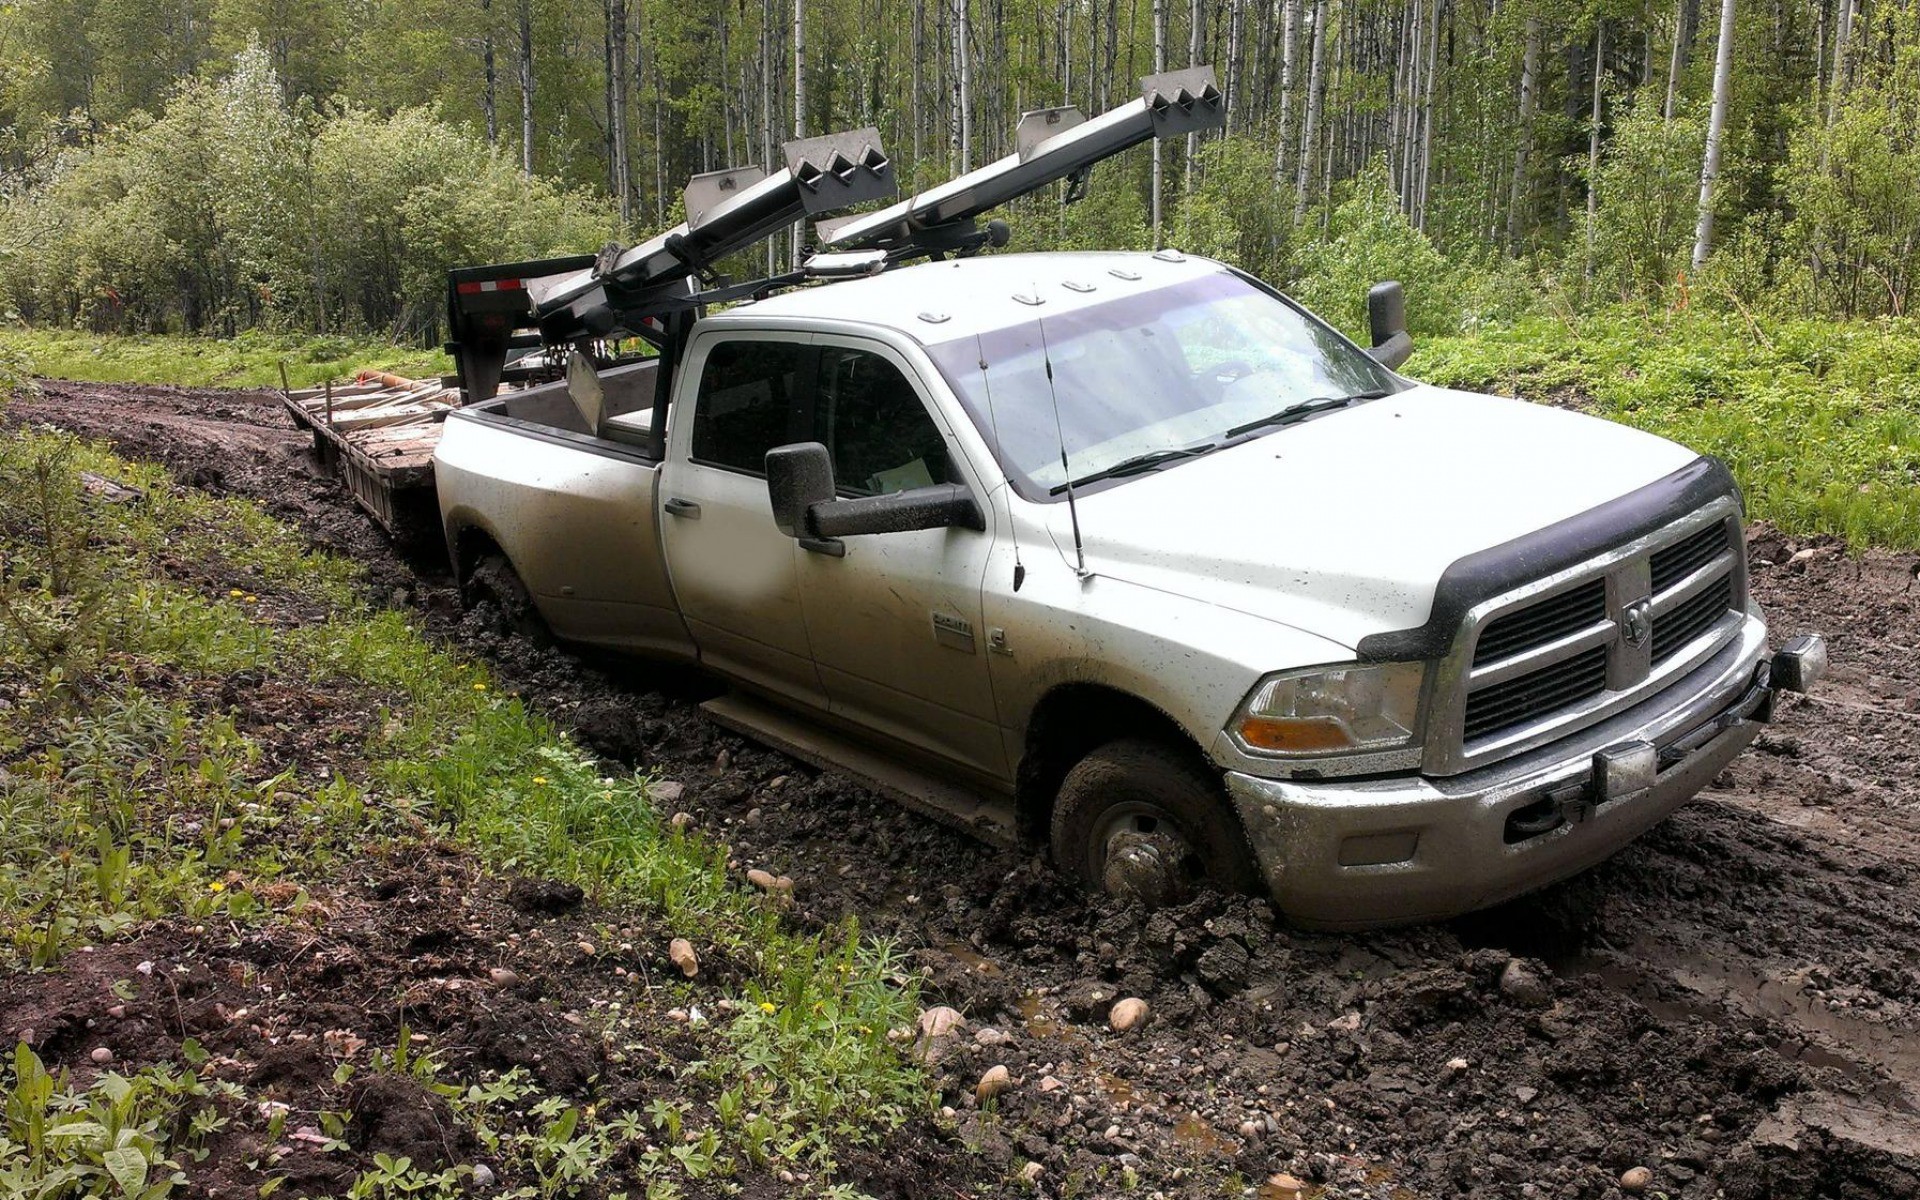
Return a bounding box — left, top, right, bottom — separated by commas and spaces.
704, 250, 1227, 344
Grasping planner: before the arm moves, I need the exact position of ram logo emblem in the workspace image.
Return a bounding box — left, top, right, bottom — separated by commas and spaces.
1620, 599, 1653, 649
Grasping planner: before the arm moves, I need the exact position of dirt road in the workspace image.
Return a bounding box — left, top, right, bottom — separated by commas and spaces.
13, 379, 1920, 1198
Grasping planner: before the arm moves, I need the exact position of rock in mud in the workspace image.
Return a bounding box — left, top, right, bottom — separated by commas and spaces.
976, 1064, 1013, 1104
668, 938, 698, 977
1109, 997, 1150, 1032
918, 1006, 967, 1039
746, 868, 777, 891
1019, 1160, 1044, 1184
652, 780, 686, 804
487, 967, 519, 987
1619, 1166, 1653, 1192
1196, 937, 1251, 991
1498, 958, 1552, 1007
669, 811, 694, 832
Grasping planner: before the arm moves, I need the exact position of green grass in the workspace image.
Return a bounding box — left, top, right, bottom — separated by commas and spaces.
1410, 311, 1920, 551
0, 417, 930, 1195
0, 328, 449, 390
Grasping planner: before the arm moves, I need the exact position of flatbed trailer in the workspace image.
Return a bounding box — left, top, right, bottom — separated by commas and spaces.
279, 373, 465, 534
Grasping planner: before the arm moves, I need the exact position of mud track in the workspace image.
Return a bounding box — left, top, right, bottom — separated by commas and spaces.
15, 379, 1920, 1198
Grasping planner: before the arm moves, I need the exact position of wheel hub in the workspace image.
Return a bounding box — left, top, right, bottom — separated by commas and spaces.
1100, 828, 1195, 908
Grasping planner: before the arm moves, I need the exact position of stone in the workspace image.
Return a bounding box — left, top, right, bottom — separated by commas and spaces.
669, 938, 699, 977
1444, 1057, 1470, 1074
1499, 958, 1553, 1007
652, 780, 686, 804
746, 868, 777, 891
1109, 997, 1151, 1033
472, 1164, 496, 1187
488, 967, 519, 986
1263, 1173, 1306, 1200
89, 1047, 114, 1065
669, 811, 695, 832
1619, 1166, 1654, 1193
1019, 1161, 1044, 1184
976, 1064, 1013, 1104
975, 1026, 1011, 1046
918, 1006, 967, 1039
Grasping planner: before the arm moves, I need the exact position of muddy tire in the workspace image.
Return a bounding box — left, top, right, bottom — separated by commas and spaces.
1050, 739, 1259, 904
465, 554, 551, 645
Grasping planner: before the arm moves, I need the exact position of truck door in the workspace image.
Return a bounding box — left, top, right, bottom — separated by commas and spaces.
659, 333, 828, 711
792, 338, 1007, 782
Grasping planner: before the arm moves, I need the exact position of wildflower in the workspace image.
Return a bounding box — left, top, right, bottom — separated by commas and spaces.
473, 682, 488, 691
244, 595, 258, 603
760, 1001, 777, 1014
208, 881, 225, 893
532, 776, 549, 785
228, 588, 244, 597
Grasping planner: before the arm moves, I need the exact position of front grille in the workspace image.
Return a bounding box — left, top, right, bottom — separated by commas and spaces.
1463, 646, 1608, 742
1445, 507, 1747, 766
1650, 521, 1730, 593
1653, 575, 1735, 662
1472, 579, 1607, 666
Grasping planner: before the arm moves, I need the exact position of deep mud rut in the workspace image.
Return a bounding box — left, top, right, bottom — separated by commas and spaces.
12, 379, 1920, 1199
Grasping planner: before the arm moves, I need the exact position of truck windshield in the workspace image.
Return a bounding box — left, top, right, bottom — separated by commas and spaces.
924, 270, 1402, 500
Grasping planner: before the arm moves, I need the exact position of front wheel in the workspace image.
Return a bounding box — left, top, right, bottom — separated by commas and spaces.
1050, 739, 1259, 906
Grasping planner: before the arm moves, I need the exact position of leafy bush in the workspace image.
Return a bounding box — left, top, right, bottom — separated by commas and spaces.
0, 43, 615, 341
1287, 161, 1465, 340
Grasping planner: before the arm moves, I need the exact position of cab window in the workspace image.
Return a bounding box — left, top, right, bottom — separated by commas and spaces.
689, 340, 808, 474
812, 346, 957, 495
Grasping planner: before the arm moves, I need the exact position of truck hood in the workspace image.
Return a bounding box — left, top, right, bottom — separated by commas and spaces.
1050, 386, 1701, 651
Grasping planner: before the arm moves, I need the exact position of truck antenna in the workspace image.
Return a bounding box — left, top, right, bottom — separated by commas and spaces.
974, 335, 1026, 592
1036, 313, 1087, 579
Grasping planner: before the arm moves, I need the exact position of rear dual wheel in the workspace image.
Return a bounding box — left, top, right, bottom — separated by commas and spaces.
1050, 739, 1259, 906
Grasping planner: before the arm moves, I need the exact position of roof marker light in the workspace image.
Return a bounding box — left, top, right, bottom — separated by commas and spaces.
1108, 268, 1142, 281
1062, 280, 1097, 293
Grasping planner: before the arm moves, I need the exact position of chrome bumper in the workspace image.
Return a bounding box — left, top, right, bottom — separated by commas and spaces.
1228, 615, 1823, 929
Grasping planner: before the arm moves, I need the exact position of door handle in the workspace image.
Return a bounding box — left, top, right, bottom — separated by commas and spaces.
664, 497, 701, 519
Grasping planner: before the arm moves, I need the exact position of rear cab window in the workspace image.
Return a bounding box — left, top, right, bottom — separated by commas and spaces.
688, 339, 810, 475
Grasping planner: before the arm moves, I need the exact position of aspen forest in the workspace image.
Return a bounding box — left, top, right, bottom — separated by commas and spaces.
1, 0, 1916, 340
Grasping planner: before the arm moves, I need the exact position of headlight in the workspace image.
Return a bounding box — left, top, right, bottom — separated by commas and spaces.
1233, 661, 1425, 756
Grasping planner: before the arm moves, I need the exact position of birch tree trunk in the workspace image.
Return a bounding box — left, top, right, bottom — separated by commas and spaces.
1152, 0, 1166, 244
1415, 0, 1439, 227
1294, 0, 1328, 222
1586, 18, 1606, 280
792, 0, 806, 267
517, 0, 535, 175
1691, 0, 1736, 269
1505, 15, 1540, 253
1185, 0, 1201, 201
1663, 0, 1696, 120
956, 0, 972, 171
482, 0, 498, 145
1275, 0, 1299, 183
1820, 0, 1853, 170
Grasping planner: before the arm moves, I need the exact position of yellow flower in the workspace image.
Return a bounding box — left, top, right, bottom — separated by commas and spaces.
244, 595, 258, 603
473, 682, 488, 691
228, 588, 244, 597
532, 776, 549, 785
208, 881, 225, 893
759, 1001, 777, 1014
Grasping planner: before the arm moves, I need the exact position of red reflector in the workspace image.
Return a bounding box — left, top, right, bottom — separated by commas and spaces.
456, 278, 525, 295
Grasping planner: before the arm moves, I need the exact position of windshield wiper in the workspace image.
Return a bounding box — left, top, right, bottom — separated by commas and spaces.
1049, 443, 1217, 495
1224, 389, 1392, 440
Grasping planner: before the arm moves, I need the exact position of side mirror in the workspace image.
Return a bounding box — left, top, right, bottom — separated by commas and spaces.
1366, 281, 1415, 371
766, 442, 836, 538
766, 441, 984, 553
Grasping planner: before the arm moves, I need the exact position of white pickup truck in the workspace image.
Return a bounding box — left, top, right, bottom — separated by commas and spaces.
433, 245, 1827, 927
